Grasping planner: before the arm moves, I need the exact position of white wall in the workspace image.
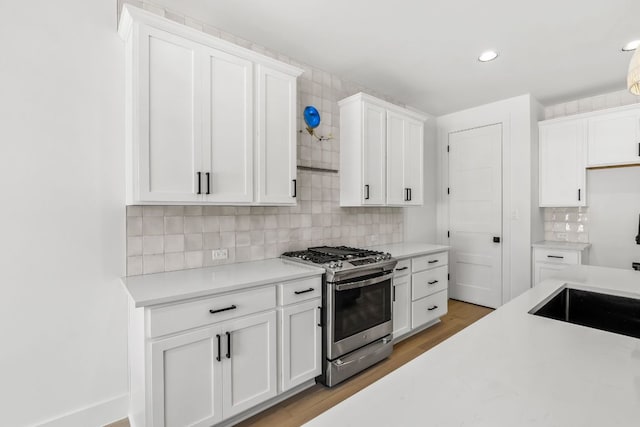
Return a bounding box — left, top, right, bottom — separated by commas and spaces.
587, 167, 640, 269
404, 119, 437, 242
436, 94, 544, 303
0, 1, 128, 426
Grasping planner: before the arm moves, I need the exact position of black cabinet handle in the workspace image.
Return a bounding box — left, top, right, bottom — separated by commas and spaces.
205, 172, 210, 195
428, 260, 439, 264
395, 266, 409, 271
408, 188, 412, 201
393, 285, 396, 302
292, 179, 297, 198
209, 305, 237, 314
317, 306, 323, 327
294, 287, 314, 295
365, 184, 370, 200
216, 334, 221, 362
428, 280, 439, 285
493, 237, 501, 243
196, 172, 202, 195
404, 188, 408, 201
638, 142, 639, 156
547, 255, 564, 259
427, 305, 439, 311
226, 331, 231, 359
578, 189, 581, 201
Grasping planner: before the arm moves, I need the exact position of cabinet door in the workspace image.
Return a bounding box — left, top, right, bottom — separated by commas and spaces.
256, 65, 297, 205
201, 47, 253, 203
534, 262, 569, 286
136, 25, 203, 203
403, 118, 424, 205
362, 101, 386, 205
222, 311, 277, 418
587, 108, 640, 167
539, 120, 586, 207
392, 274, 411, 339
279, 298, 322, 392
386, 111, 406, 205
150, 328, 223, 427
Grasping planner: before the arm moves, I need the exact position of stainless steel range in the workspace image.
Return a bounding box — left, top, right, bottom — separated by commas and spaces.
282, 246, 397, 387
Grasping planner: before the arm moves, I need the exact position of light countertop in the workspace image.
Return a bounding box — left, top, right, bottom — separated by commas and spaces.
122, 258, 324, 307
305, 265, 640, 427
368, 242, 449, 259
532, 240, 591, 251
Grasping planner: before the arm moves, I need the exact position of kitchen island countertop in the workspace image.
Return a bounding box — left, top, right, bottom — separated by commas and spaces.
305, 265, 640, 427
368, 242, 450, 259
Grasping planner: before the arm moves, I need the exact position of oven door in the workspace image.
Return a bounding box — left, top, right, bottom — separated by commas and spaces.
327, 271, 393, 360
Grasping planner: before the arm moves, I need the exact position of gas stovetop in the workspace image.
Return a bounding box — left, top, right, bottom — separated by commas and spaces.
282, 246, 396, 281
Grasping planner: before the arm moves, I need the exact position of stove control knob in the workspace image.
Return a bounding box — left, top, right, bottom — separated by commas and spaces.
375, 255, 383, 261
385, 253, 392, 260
338, 261, 343, 268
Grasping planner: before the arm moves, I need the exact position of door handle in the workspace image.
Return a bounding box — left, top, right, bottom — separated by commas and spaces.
292, 179, 297, 198
365, 184, 370, 200
205, 172, 210, 195
427, 305, 439, 311
196, 172, 202, 195
216, 334, 221, 362
428, 280, 439, 285
317, 306, 323, 327
226, 331, 231, 359
578, 188, 581, 201
408, 188, 412, 201
493, 237, 501, 243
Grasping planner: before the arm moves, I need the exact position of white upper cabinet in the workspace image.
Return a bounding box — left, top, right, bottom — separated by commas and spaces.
201, 47, 253, 203
387, 112, 424, 206
587, 107, 640, 167
136, 25, 204, 203
339, 93, 427, 207
256, 65, 297, 205
119, 5, 302, 205
539, 120, 586, 207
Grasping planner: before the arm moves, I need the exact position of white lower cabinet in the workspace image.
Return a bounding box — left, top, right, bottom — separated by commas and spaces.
532, 246, 589, 286
392, 270, 411, 339
392, 250, 449, 343
278, 298, 322, 391
150, 311, 277, 426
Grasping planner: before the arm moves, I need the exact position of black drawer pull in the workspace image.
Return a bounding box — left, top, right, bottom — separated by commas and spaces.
216, 334, 221, 362
428, 260, 439, 264
547, 255, 564, 259
395, 266, 409, 271
428, 280, 439, 285
365, 184, 370, 200
427, 305, 439, 311
196, 172, 202, 194
205, 172, 211, 195
317, 306, 323, 327
292, 179, 297, 198
226, 331, 231, 359
294, 287, 314, 295
209, 305, 237, 314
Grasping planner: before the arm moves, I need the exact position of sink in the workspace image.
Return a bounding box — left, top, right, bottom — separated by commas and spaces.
530, 287, 640, 339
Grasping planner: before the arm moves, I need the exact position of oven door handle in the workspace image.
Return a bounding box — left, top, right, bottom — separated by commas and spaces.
335, 273, 394, 291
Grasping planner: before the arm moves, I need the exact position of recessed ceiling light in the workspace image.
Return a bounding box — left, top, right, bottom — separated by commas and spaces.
622, 40, 640, 51
478, 50, 498, 62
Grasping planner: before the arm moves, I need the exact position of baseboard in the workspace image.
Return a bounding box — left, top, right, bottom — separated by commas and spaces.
35, 393, 128, 427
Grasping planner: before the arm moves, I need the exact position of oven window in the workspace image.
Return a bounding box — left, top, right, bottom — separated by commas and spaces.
333, 278, 391, 342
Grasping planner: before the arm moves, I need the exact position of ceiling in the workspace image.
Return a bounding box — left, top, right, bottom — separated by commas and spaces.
151, 0, 640, 115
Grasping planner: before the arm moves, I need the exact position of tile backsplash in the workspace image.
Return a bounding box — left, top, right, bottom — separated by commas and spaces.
126, 174, 403, 275
543, 207, 589, 243
122, 1, 410, 275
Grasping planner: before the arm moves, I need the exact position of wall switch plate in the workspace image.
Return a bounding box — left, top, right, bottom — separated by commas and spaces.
212, 249, 228, 260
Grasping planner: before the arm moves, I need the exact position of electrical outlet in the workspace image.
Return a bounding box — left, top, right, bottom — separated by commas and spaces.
212, 249, 228, 260
556, 232, 568, 240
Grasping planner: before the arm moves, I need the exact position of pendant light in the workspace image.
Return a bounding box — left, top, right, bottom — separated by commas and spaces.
628, 46, 640, 95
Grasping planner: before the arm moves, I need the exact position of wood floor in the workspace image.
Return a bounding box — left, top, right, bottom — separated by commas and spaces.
106, 299, 492, 427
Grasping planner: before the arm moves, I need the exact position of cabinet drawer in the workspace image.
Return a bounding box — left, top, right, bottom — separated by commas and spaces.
534, 248, 579, 265
412, 266, 447, 301
412, 251, 448, 273
277, 276, 322, 306
393, 259, 411, 276
148, 286, 276, 338
411, 290, 447, 329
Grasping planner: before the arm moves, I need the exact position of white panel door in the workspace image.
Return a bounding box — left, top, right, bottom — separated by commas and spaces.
150, 328, 222, 427
392, 274, 411, 338
256, 65, 297, 204
448, 124, 502, 308
279, 299, 322, 392
222, 311, 277, 418
202, 47, 253, 203
137, 25, 203, 202
404, 118, 424, 205
539, 120, 586, 207
587, 108, 640, 167
362, 102, 386, 205
387, 111, 406, 205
